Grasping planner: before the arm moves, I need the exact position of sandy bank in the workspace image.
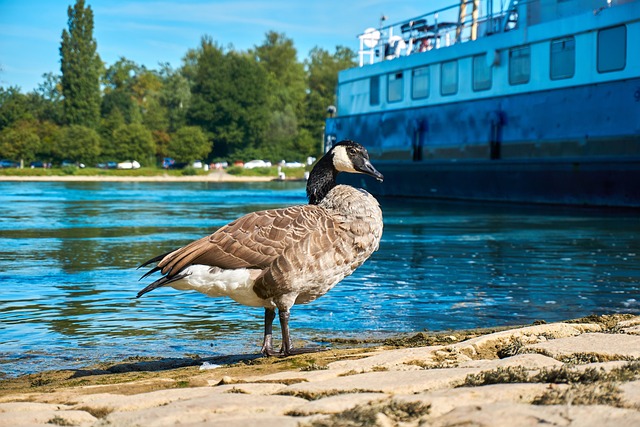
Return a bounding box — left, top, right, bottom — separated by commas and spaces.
1, 314, 640, 426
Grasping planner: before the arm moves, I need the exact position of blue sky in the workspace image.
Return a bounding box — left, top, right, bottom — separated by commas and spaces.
0, 0, 459, 92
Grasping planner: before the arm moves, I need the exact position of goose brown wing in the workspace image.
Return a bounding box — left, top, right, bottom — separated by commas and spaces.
151, 205, 328, 278
253, 186, 384, 300
253, 212, 343, 299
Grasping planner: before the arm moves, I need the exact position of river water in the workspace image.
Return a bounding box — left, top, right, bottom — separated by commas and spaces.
1, 181, 639, 377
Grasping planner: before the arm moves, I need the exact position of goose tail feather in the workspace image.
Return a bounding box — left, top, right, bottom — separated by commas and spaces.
139, 266, 162, 281
137, 250, 175, 269
136, 272, 189, 298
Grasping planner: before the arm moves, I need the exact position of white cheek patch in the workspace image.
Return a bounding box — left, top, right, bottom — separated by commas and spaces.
332, 146, 357, 173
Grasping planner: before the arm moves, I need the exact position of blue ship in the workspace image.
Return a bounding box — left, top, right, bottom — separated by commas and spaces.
325, 0, 640, 207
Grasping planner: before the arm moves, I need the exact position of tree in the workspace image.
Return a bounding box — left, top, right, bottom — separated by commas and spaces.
98, 108, 125, 159
101, 90, 135, 124
103, 57, 139, 92
34, 72, 63, 124
253, 32, 305, 113
152, 130, 171, 161
53, 124, 101, 164
101, 58, 139, 124
142, 95, 169, 134
303, 46, 356, 147
159, 63, 191, 132
131, 68, 167, 132
60, 0, 102, 128
0, 120, 41, 165
102, 59, 168, 132
0, 87, 33, 131
35, 120, 62, 161
187, 37, 271, 159
253, 32, 306, 158
110, 123, 155, 165
139, 80, 169, 134
167, 126, 210, 162
261, 105, 299, 160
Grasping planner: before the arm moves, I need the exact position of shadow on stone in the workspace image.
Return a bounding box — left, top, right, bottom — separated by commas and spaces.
70, 353, 263, 378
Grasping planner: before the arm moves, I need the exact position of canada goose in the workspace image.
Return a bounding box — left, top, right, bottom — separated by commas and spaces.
137, 140, 384, 356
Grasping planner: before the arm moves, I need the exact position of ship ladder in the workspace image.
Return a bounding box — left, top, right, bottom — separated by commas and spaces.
456, 0, 480, 42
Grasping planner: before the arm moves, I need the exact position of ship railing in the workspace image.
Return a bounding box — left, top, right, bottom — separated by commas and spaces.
357, 0, 630, 66
357, 0, 515, 67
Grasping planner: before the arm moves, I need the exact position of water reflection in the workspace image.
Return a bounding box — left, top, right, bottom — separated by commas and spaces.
0, 181, 639, 377
373, 199, 640, 331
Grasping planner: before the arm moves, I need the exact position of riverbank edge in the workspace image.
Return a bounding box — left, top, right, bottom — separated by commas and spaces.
1, 314, 639, 426
0, 171, 281, 182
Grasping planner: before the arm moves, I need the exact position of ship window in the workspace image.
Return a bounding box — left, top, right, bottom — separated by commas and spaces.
472, 54, 492, 91
387, 72, 404, 102
369, 75, 380, 106
509, 45, 530, 85
550, 37, 575, 80
598, 25, 626, 73
441, 60, 458, 96
412, 66, 430, 99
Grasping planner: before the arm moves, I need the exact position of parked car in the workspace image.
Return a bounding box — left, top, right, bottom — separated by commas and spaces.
0, 159, 19, 168
61, 160, 85, 168
162, 157, 175, 169
213, 161, 228, 169
97, 161, 118, 169
244, 159, 272, 169
283, 161, 305, 168
117, 160, 141, 170
192, 160, 203, 169
162, 158, 190, 169
29, 161, 51, 168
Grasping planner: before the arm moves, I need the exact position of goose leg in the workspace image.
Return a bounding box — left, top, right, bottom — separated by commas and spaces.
260, 308, 279, 356
279, 309, 294, 355
278, 309, 327, 356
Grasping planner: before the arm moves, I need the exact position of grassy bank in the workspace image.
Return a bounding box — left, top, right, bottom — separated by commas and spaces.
226, 165, 308, 179
0, 167, 202, 177
0, 166, 309, 179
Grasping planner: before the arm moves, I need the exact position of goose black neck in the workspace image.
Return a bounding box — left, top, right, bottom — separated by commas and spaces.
306, 153, 337, 205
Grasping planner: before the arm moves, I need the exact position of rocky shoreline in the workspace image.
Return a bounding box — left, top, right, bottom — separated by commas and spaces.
1, 314, 640, 426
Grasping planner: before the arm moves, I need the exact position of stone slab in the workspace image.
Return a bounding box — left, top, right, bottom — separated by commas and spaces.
282, 367, 479, 397
452, 322, 602, 359
427, 402, 640, 427
396, 383, 555, 418
525, 333, 640, 360
291, 392, 387, 416
70, 386, 216, 412
327, 345, 448, 371
0, 402, 96, 427
102, 393, 307, 426
458, 353, 564, 370
619, 380, 640, 408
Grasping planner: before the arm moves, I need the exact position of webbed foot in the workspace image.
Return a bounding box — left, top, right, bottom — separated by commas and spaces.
260, 307, 329, 357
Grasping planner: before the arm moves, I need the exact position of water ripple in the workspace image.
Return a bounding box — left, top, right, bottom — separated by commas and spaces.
1, 181, 639, 377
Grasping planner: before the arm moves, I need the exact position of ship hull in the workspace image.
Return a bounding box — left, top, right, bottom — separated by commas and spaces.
329, 77, 640, 207
343, 157, 640, 207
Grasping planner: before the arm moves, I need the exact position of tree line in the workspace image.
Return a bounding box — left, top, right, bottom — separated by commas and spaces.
0, 0, 356, 167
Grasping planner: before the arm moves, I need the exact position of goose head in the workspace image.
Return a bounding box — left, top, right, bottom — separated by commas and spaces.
307, 140, 383, 205
330, 140, 384, 182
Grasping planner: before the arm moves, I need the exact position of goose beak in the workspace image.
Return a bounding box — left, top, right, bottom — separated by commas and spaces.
359, 159, 384, 182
